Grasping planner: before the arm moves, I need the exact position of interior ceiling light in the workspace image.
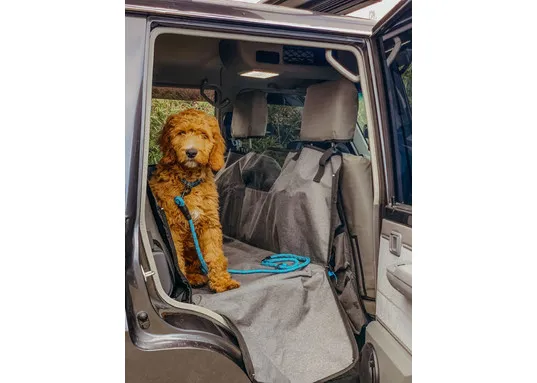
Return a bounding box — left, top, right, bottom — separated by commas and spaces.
240, 70, 279, 79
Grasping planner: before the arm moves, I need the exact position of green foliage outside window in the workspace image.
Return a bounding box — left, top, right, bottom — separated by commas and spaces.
238, 104, 302, 152
402, 64, 412, 107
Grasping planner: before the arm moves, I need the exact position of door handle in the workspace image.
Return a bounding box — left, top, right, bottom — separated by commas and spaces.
389, 231, 402, 256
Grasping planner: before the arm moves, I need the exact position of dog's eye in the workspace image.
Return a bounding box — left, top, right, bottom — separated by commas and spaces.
201, 133, 209, 139
178, 131, 186, 136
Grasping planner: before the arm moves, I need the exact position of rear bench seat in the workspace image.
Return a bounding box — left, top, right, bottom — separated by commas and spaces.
216, 78, 375, 327
197, 78, 366, 382
144, 79, 375, 383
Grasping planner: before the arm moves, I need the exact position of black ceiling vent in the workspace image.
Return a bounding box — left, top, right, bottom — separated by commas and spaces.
283, 46, 333, 66
256, 50, 280, 65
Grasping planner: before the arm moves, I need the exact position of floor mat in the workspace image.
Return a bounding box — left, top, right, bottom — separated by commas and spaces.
192, 238, 354, 383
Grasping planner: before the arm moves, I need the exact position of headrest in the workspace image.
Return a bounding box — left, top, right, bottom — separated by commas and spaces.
231, 91, 268, 138
300, 78, 358, 141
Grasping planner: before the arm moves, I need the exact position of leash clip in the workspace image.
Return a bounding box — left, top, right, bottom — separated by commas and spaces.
181, 186, 192, 198
180, 178, 203, 197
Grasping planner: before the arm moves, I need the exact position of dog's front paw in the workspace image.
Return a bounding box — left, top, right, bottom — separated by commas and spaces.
209, 277, 241, 293
187, 273, 208, 287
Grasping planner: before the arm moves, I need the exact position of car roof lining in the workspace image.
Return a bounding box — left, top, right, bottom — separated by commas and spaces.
152, 32, 360, 102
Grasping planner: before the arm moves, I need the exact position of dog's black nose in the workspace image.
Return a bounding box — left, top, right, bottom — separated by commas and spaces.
186, 148, 198, 158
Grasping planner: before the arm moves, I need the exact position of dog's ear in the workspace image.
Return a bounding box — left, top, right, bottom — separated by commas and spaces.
208, 118, 226, 172
159, 115, 177, 166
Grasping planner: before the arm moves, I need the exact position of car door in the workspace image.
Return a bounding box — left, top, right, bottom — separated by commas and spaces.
359, 1, 412, 382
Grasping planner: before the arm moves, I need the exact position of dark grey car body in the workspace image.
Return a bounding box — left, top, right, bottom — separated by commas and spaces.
126, 1, 412, 382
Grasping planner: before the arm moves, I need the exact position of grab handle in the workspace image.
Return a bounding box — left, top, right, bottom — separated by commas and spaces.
325, 49, 360, 83
200, 79, 231, 109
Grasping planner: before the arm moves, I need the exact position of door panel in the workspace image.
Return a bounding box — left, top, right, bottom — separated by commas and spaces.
377, 219, 411, 352
125, 333, 251, 383
364, 321, 411, 383
362, 1, 412, 381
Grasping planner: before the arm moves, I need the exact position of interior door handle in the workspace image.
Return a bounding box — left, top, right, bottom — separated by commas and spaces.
386, 262, 412, 300
389, 231, 402, 256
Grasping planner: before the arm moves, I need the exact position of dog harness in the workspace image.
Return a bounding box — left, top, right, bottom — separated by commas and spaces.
173, 181, 310, 276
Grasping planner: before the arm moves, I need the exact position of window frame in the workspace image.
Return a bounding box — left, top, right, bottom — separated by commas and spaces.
376, 31, 412, 211
138, 24, 377, 318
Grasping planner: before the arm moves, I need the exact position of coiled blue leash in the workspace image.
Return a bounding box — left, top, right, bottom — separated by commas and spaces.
228, 254, 310, 274
174, 196, 310, 276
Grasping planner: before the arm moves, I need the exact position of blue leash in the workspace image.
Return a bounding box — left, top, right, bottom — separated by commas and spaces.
174, 196, 209, 275
228, 254, 310, 274
174, 196, 310, 276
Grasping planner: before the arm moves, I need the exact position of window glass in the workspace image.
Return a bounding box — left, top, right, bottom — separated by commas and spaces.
238, 103, 302, 151
235, 101, 302, 166
382, 33, 412, 205
402, 64, 412, 108
357, 91, 369, 144
149, 87, 215, 165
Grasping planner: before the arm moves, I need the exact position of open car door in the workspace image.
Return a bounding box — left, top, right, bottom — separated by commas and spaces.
359, 1, 412, 382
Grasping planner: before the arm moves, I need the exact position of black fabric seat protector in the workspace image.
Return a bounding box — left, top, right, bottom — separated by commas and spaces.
147, 166, 191, 302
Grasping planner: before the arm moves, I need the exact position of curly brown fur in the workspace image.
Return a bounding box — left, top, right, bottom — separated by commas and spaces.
149, 109, 240, 293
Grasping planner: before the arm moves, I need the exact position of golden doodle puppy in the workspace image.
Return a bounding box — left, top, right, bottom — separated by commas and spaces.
149, 109, 240, 293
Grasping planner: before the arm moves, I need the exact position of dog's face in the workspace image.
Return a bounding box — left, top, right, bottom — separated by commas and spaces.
159, 109, 226, 171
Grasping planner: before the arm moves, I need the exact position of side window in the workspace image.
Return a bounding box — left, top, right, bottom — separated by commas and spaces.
402, 64, 412, 107
357, 91, 368, 143
381, 31, 412, 205
149, 87, 215, 165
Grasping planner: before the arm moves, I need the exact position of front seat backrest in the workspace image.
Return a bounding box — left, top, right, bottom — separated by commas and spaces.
231, 90, 268, 138
299, 78, 358, 142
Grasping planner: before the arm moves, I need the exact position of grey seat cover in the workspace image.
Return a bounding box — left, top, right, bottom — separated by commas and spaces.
216, 152, 282, 238
217, 147, 340, 264
340, 154, 376, 314
193, 238, 354, 383
199, 79, 367, 381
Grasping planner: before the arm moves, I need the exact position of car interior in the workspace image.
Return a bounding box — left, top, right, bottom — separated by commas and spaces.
141, 32, 384, 382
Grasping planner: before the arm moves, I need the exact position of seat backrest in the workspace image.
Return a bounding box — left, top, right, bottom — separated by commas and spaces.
216, 152, 282, 238
235, 78, 374, 331
217, 79, 358, 264
339, 154, 376, 315
299, 78, 358, 142
230, 90, 268, 138
217, 91, 281, 236
298, 78, 376, 326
